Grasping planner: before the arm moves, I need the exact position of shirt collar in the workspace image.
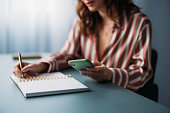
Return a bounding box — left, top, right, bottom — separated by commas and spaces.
112, 17, 121, 30
113, 12, 126, 31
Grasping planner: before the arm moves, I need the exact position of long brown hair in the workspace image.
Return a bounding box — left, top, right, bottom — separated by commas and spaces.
76, 0, 140, 37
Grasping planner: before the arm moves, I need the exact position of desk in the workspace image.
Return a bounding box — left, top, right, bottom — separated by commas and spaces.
0, 54, 170, 113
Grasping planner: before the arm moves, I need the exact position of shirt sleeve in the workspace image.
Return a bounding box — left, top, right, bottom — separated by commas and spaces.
37, 20, 82, 73
110, 19, 152, 92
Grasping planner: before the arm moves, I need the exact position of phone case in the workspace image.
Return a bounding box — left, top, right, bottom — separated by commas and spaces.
68, 59, 94, 71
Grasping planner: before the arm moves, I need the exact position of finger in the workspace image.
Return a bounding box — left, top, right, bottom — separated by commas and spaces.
86, 66, 104, 72
22, 64, 34, 73
25, 71, 38, 76
22, 66, 29, 73
92, 61, 103, 66
14, 62, 21, 70
14, 64, 23, 77
13, 62, 31, 78
14, 62, 26, 73
13, 70, 22, 78
80, 70, 96, 77
15, 62, 28, 69
14, 65, 22, 73
22, 62, 29, 67
81, 70, 103, 81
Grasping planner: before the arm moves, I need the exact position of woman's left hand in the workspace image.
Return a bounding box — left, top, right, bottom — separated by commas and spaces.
80, 61, 113, 82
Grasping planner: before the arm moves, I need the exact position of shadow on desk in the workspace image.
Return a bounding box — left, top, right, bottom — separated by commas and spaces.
136, 49, 158, 102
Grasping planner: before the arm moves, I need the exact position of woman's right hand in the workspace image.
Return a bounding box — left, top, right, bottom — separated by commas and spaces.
13, 62, 49, 78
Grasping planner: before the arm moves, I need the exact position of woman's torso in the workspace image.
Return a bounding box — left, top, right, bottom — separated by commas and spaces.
79, 11, 150, 69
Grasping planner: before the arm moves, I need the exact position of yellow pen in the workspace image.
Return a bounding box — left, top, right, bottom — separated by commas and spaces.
18, 53, 24, 78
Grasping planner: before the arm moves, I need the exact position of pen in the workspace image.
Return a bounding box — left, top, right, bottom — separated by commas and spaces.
18, 53, 24, 78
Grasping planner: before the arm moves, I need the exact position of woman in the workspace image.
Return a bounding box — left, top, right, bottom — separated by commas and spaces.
13, 0, 152, 92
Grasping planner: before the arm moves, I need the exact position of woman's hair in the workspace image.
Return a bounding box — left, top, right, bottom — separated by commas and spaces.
76, 0, 140, 37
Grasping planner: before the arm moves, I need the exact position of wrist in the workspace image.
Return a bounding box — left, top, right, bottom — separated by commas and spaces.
37, 62, 49, 73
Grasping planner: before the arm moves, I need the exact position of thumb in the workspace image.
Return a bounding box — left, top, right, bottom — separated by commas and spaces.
22, 62, 29, 67
22, 65, 31, 72
92, 61, 103, 66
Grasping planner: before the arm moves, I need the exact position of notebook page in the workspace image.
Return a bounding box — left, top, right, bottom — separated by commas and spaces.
11, 72, 88, 97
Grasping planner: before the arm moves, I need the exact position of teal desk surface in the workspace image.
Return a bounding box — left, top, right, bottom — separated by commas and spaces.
0, 54, 170, 113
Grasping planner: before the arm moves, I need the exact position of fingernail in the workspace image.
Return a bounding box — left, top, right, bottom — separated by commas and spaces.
86, 67, 90, 70
19, 72, 22, 75
79, 71, 83, 75
22, 68, 26, 72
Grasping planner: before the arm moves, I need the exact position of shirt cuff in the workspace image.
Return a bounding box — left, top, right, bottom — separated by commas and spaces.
37, 57, 59, 73
109, 68, 116, 84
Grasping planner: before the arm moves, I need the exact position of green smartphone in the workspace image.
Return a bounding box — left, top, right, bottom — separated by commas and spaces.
68, 59, 94, 71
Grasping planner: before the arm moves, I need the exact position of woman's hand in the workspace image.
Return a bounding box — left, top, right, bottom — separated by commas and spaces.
13, 62, 49, 78
80, 61, 113, 82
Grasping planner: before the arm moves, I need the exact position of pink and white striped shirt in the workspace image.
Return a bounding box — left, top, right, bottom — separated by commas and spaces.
39, 11, 152, 91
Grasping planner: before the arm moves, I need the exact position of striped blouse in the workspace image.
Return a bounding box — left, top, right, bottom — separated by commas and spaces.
39, 11, 152, 91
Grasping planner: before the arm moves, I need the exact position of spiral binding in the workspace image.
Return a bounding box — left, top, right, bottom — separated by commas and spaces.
19, 74, 71, 82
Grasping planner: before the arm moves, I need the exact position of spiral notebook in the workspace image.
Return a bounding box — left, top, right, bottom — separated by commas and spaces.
10, 72, 88, 97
